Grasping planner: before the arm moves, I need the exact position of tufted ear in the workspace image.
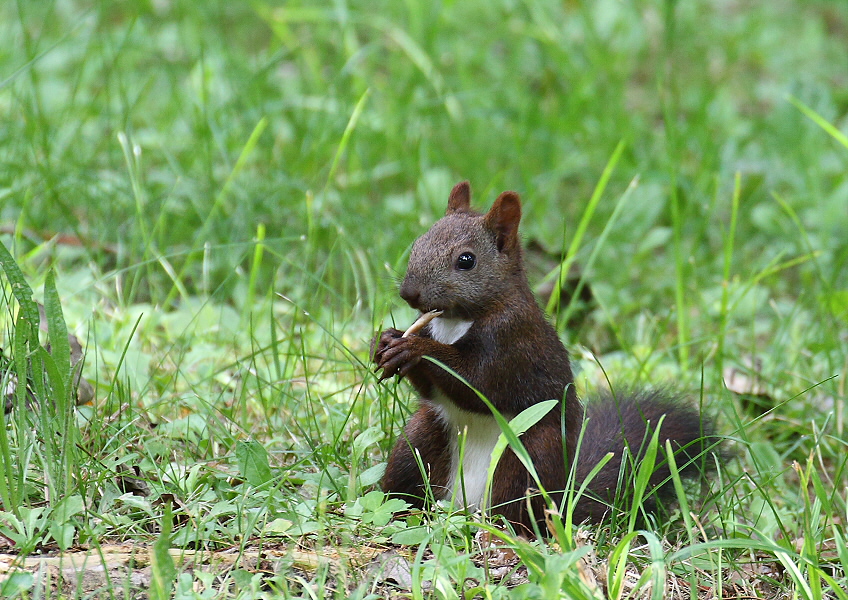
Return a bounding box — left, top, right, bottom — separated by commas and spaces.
446, 181, 472, 214
485, 191, 522, 252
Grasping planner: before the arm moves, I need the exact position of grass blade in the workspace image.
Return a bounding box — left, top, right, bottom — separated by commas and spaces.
788, 95, 848, 150
326, 87, 371, 187
546, 140, 625, 315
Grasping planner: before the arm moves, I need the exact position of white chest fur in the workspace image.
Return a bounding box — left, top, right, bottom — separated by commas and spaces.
429, 397, 502, 511
428, 317, 474, 345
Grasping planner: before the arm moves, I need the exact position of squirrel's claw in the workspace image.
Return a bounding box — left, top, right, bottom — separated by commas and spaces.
397, 360, 417, 379
375, 336, 422, 381
372, 328, 404, 363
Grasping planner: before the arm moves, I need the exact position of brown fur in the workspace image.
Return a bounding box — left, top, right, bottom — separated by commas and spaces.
381, 403, 452, 504
374, 181, 716, 534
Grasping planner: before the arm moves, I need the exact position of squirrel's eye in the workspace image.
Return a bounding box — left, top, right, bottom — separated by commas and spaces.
456, 252, 476, 271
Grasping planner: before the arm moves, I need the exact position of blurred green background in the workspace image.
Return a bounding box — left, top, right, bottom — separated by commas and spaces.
3, 1, 845, 299
1, 0, 846, 427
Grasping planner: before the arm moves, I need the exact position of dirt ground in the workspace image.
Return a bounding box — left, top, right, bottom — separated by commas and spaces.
0, 543, 352, 598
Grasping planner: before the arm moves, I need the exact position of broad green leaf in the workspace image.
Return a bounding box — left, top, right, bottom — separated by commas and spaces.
359, 489, 387, 510
0, 240, 39, 335
352, 426, 384, 458
236, 440, 273, 487
43, 270, 71, 391
48, 522, 75, 551
358, 463, 386, 487
0, 572, 34, 597
13, 293, 33, 411
53, 494, 85, 521
391, 525, 430, 546
264, 518, 293, 535
368, 498, 409, 527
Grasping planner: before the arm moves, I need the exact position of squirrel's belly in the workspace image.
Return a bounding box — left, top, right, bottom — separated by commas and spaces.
428, 395, 502, 511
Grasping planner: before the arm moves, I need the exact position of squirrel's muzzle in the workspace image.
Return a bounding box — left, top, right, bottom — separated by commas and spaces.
399, 277, 422, 309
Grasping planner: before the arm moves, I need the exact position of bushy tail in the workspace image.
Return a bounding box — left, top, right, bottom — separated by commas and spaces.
570, 388, 718, 524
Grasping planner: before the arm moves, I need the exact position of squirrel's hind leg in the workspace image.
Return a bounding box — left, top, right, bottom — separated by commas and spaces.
382, 403, 452, 507
490, 418, 567, 537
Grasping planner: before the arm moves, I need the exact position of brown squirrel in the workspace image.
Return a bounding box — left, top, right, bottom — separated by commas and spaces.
373, 181, 715, 534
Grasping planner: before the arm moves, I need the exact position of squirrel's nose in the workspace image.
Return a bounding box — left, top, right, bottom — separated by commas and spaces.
399, 279, 421, 309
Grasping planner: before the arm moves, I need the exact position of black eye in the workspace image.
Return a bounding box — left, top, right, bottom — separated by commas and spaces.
456, 252, 476, 271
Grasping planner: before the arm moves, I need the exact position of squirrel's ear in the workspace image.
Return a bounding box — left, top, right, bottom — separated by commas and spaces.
486, 191, 522, 252
446, 181, 472, 214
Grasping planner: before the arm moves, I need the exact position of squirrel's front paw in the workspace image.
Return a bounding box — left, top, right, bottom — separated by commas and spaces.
374, 335, 424, 381
372, 328, 404, 364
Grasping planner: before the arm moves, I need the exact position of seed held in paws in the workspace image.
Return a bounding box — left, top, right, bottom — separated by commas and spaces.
402, 309, 443, 338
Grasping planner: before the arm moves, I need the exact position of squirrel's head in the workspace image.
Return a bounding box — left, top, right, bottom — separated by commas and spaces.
399, 181, 525, 319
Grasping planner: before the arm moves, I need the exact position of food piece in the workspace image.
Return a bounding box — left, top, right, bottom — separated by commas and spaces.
402, 310, 443, 338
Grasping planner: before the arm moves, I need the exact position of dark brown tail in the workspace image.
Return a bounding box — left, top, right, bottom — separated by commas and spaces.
570, 388, 719, 524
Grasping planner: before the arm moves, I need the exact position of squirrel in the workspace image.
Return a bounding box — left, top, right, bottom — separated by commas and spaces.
373, 181, 716, 534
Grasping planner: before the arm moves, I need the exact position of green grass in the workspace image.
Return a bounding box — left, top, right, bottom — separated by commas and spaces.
1, 0, 847, 597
